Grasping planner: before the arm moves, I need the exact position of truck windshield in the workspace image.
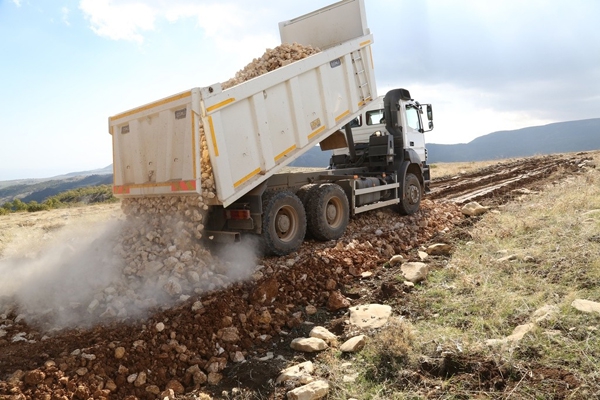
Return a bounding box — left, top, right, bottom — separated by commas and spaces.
406, 106, 421, 131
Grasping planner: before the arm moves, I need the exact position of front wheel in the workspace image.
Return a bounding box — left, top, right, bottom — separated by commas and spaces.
399, 172, 421, 215
261, 191, 306, 256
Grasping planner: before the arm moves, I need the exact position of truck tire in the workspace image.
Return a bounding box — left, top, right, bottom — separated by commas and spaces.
261, 191, 306, 256
399, 172, 421, 215
306, 183, 349, 241
295, 183, 320, 239
296, 183, 318, 205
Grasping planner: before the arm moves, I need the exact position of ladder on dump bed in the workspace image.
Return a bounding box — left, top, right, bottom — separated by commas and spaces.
352, 48, 373, 104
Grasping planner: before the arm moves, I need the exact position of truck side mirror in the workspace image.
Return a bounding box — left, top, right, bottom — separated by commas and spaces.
427, 104, 433, 121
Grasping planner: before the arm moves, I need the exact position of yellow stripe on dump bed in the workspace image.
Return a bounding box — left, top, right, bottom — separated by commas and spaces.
192, 112, 197, 179
206, 97, 235, 113
109, 91, 192, 122
358, 97, 372, 107
116, 182, 169, 190
207, 116, 220, 156
274, 144, 297, 162
308, 125, 326, 140
359, 40, 372, 47
234, 167, 261, 188
335, 110, 350, 122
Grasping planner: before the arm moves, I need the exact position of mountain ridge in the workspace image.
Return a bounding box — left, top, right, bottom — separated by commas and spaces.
1, 118, 599, 204
427, 118, 600, 162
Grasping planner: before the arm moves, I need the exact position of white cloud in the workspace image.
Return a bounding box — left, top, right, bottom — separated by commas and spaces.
378, 83, 554, 145
163, 3, 246, 36
61, 7, 70, 26
12, 0, 21, 6
76, 0, 282, 76
78, 0, 263, 44
79, 0, 158, 43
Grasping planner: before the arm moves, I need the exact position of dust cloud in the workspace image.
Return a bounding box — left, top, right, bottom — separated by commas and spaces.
0, 206, 261, 332
0, 220, 123, 328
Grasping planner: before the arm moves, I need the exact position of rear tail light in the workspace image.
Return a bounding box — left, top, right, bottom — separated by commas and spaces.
225, 209, 251, 220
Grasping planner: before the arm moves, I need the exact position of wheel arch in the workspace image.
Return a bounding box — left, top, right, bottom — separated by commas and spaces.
399, 148, 424, 194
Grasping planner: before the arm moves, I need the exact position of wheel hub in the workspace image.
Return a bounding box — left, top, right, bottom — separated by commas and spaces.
408, 185, 419, 203
277, 213, 291, 233
326, 203, 337, 222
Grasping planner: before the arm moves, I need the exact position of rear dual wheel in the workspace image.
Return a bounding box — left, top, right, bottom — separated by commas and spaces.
305, 183, 349, 241
261, 191, 306, 256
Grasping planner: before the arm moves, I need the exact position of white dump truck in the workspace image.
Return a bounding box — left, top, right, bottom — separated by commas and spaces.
109, 0, 433, 256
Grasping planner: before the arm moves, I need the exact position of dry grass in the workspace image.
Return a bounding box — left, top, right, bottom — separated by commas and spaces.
323, 318, 418, 400
323, 153, 600, 398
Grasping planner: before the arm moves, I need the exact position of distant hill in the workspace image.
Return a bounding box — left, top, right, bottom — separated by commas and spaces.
19, 175, 113, 203
0, 165, 112, 190
2, 118, 598, 205
289, 119, 600, 166
0, 166, 112, 204
289, 147, 332, 168
427, 118, 600, 163
50, 165, 113, 179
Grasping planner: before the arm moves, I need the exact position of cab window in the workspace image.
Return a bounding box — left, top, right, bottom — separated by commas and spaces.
406, 106, 421, 131
366, 109, 384, 125
349, 116, 362, 127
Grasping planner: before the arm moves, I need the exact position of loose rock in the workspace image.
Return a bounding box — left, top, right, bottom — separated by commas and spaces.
286, 379, 330, 400
340, 335, 366, 353
349, 304, 392, 329
425, 243, 452, 256
462, 202, 489, 216
290, 337, 328, 353
327, 291, 351, 311
277, 361, 315, 384
571, 299, 600, 315
309, 326, 337, 344
400, 262, 429, 283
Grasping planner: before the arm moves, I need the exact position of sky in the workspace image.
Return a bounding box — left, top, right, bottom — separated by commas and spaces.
1, 0, 599, 180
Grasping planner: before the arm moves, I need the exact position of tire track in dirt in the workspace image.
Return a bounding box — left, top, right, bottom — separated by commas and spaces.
429, 153, 593, 204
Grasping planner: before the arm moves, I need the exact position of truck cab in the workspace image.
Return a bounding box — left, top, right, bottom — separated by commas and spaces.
332, 93, 431, 168
345, 98, 387, 146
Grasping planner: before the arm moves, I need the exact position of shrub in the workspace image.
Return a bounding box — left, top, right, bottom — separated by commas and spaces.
49, 185, 117, 205
26, 201, 50, 212
43, 197, 63, 209
11, 199, 28, 211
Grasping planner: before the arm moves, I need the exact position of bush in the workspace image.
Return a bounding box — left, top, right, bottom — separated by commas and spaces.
26, 201, 50, 212
362, 318, 416, 383
49, 185, 117, 205
11, 199, 28, 212
0, 185, 118, 215
43, 197, 63, 209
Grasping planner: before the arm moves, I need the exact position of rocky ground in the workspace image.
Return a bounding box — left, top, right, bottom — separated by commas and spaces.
0, 152, 595, 400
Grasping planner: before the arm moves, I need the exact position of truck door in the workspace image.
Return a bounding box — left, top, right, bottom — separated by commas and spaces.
405, 104, 426, 163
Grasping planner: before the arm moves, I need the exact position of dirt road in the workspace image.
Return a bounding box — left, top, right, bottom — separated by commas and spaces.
0, 152, 595, 399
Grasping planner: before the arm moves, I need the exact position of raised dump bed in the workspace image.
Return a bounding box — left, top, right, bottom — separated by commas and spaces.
109, 0, 377, 208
